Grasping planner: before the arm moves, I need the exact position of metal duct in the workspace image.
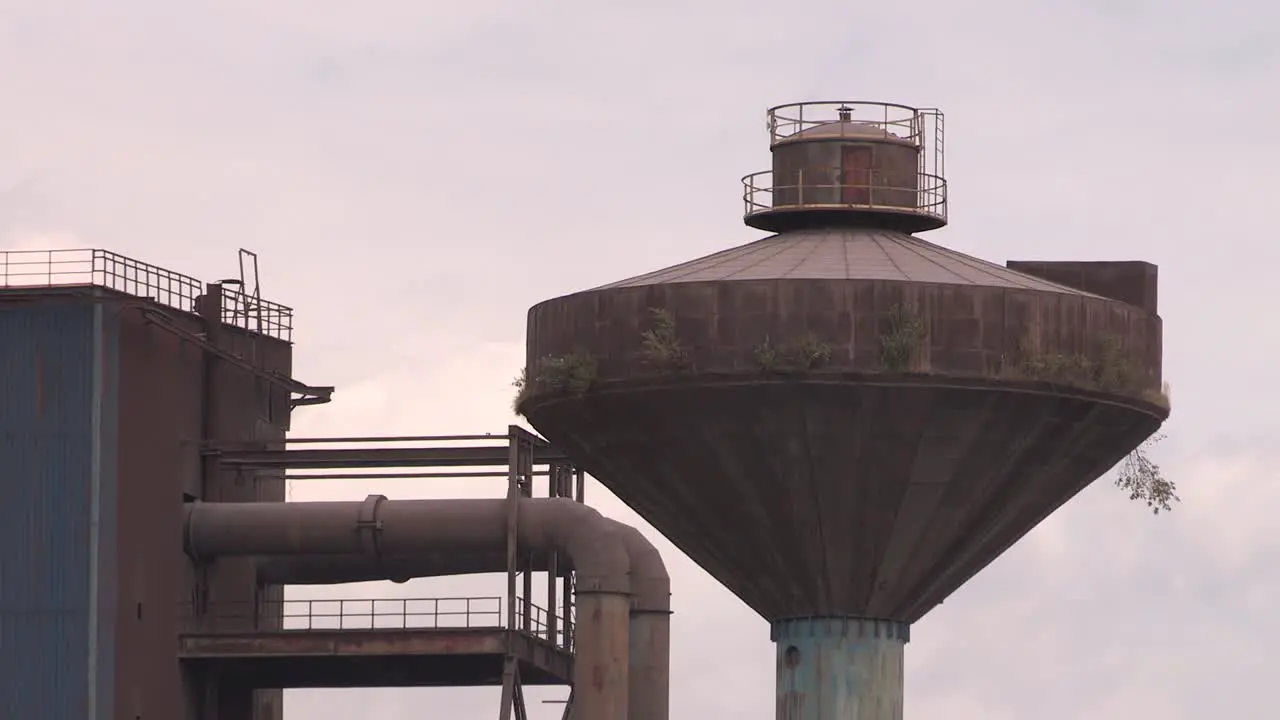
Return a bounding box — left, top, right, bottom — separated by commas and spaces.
253, 518, 671, 720
255, 551, 571, 585
184, 496, 668, 720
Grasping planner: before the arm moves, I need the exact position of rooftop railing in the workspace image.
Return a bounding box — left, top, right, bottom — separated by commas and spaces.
0, 248, 293, 341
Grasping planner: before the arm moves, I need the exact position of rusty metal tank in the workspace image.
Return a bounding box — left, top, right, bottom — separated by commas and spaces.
517, 100, 1168, 719
746, 101, 947, 233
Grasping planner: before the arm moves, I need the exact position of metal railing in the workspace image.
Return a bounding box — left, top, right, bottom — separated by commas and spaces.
0, 248, 293, 341
762, 101, 946, 195
742, 170, 948, 225
221, 285, 294, 343
182, 595, 574, 649
767, 101, 926, 145
1, 248, 204, 310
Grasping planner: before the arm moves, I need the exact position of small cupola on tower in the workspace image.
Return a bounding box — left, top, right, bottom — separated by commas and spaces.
741, 101, 947, 234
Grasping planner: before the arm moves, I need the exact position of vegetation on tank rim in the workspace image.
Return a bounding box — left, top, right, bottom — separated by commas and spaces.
514, 322, 1177, 514
1142, 381, 1173, 410
639, 307, 691, 371
1115, 432, 1178, 514
1005, 334, 1176, 513
1008, 333, 1169, 406
878, 303, 925, 372
752, 333, 834, 374
512, 351, 599, 413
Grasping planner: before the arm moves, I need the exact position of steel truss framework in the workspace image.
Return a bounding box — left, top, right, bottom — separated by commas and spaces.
207, 425, 583, 719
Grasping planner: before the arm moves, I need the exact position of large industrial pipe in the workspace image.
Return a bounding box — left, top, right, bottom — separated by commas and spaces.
255, 551, 572, 585
185, 497, 633, 720
254, 520, 671, 720
612, 524, 671, 720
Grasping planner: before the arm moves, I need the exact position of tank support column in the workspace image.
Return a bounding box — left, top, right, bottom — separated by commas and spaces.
772, 617, 909, 720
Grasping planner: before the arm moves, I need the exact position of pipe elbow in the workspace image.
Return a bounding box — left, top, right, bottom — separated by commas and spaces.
531, 498, 631, 596
608, 520, 671, 614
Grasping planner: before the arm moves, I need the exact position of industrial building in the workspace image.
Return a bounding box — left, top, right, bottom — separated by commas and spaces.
1, 99, 1168, 719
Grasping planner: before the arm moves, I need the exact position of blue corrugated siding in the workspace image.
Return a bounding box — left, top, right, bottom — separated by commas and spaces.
0, 302, 96, 719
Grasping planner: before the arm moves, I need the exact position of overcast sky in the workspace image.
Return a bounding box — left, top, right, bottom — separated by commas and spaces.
3, 1, 1278, 718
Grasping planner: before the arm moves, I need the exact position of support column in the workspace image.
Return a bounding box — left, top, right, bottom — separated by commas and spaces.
772, 617, 909, 720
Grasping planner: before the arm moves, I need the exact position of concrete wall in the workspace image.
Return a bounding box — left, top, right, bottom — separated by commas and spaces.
527, 278, 1163, 392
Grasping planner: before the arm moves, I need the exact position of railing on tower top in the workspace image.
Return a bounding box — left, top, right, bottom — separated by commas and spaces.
0, 248, 293, 342
766, 100, 927, 145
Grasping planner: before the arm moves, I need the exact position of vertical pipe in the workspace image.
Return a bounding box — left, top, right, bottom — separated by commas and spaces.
505, 434, 519, 632
773, 617, 908, 720
546, 464, 561, 645
566, 469, 584, 646
571, 591, 630, 720
197, 283, 223, 500
511, 429, 532, 633
628, 608, 671, 720
520, 440, 533, 632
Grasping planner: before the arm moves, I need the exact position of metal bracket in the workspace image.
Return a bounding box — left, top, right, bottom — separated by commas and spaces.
140, 307, 334, 407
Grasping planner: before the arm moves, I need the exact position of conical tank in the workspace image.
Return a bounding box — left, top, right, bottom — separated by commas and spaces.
517, 101, 1169, 719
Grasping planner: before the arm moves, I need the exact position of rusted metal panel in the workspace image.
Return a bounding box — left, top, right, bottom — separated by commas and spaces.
0, 299, 102, 719
111, 301, 208, 720
107, 295, 296, 719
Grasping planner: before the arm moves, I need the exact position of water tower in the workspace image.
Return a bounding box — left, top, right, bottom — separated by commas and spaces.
516, 100, 1168, 718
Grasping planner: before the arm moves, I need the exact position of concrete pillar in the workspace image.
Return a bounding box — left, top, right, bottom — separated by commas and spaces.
773, 617, 909, 720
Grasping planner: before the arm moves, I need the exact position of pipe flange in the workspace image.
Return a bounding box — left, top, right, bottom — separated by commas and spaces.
356, 494, 387, 561
182, 502, 202, 561
575, 574, 631, 597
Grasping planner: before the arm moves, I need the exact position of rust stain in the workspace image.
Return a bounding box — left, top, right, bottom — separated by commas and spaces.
591, 663, 606, 691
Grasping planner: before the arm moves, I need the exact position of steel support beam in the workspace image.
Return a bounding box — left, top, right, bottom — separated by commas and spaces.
210, 445, 569, 470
